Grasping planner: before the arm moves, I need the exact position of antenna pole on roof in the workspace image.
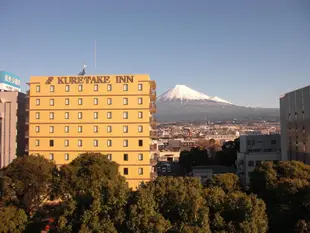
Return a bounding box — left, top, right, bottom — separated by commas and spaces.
94, 40, 97, 70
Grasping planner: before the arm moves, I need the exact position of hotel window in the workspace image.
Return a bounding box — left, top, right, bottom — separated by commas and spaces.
123, 125, 128, 133
107, 154, 112, 160
65, 140, 69, 147
50, 99, 54, 106
36, 99, 40, 106
123, 153, 128, 161
138, 140, 143, 147
49, 126, 54, 133
93, 126, 98, 133
78, 85, 83, 92
123, 140, 128, 147
123, 168, 128, 175
94, 140, 98, 147
94, 98, 98, 105
107, 112, 112, 119
94, 112, 98, 119
123, 112, 128, 119
107, 98, 112, 105
94, 84, 98, 91
35, 126, 40, 133
107, 140, 112, 147
78, 98, 83, 105
35, 139, 40, 146
65, 126, 69, 133
138, 168, 143, 175
138, 111, 143, 119
36, 112, 40, 119
65, 153, 69, 161
65, 85, 70, 92
49, 153, 54, 160
123, 98, 128, 105
65, 98, 70, 105
78, 112, 83, 119
50, 85, 55, 92
78, 140, 83, 147
138, 153, 143, 161
138, 98, 143, 105
49, 140, 54, 147
138, 83, 143, 91
107, 125, 112, 133
78, 126, 83, 133
123, 84, 128, 91
107, 84, 112, 91
49, 112, 54, 119
36, 85, 40, 92
138, 125, 143, 133
65, 112, 69, 119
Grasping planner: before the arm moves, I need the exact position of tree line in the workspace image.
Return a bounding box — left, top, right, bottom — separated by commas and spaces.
0, 153, 310, 233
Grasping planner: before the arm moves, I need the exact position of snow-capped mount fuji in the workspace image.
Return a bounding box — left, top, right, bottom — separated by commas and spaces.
157, 85, 232, 105
155, 85, 279, 122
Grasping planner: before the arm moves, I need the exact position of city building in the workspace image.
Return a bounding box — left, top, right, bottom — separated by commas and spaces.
27, 74, 157, 188
236, 134, 281, 185
0, 71, 26, 168
280, 86, 310, 163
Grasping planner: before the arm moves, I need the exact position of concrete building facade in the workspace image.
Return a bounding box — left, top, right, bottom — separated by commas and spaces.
27, 74, 157, 188
236, 134, 281, 184
280, 85, 310, 163
0, 91, 27, 168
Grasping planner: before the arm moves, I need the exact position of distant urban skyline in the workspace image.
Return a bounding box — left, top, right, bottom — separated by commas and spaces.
0, 0, 309, 108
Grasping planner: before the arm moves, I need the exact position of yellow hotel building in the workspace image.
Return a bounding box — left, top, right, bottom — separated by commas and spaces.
27, 74, 157, 188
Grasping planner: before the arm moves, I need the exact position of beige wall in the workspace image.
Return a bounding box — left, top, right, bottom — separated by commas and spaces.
0, 91, 26, 168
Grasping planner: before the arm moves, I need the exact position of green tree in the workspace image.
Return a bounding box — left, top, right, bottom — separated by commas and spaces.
0, 155, 56, 215
204, 188, 268, 233
0, 206, 28, 233
143, 177, 211, 233
126, 188, 170, 233
250, 161, 310, 233
55, 153, 129, 233
208, 173, 241, 193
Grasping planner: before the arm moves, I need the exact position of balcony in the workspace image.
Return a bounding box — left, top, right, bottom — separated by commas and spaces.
25, 102, 29, 112
150, 80, 156, 90
149, 103, 156, 114
150, 130, 158, 138
151, 172, 158, 180
25, 130, 29, 138
150, 117, 157, 128
150, 158, 157, 166
25, 144, 29, 152
25, 116, 29, 125
149, 90, 157, 102
26, 90, 30, 98
150, 144, 157, 152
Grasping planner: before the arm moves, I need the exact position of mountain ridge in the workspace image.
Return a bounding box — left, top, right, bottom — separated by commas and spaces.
155, 85, 279, 122
157, 85, 232, 104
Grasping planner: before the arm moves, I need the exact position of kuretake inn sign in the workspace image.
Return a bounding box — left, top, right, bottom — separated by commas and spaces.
0, 71, 21, 92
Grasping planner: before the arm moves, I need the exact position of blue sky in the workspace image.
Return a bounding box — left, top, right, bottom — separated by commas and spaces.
0, 0, 309, 108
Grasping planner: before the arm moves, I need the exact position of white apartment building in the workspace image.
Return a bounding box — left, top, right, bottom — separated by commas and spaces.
236, 134, 281, 185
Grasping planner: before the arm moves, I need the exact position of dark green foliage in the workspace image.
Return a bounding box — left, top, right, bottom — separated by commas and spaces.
0, 206, 28, 233
0, 155, 56, 214
208, 173, 241, 193
143, 177, 211, 233
250, 161, 310, 233
126, 188, 170, 233
205, 188, 268, 233
54, 153, 130, 233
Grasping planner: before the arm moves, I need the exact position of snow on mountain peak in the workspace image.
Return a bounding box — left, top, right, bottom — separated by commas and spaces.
158, 84, 210, 101
157, 84, 232, 104
209, 96, 232, 104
